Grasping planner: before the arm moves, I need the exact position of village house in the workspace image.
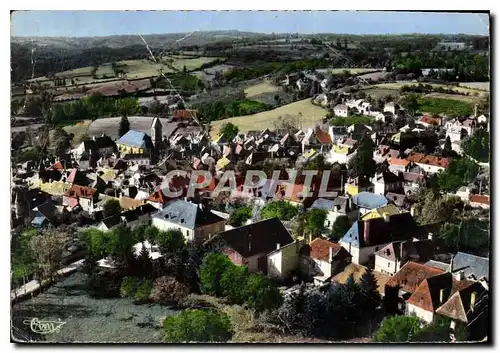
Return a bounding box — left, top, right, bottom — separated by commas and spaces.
309, 196, 357, 229
333, 104, 348, 117
73, 134, 116, 158
435, 281, 488, 341
372, 172, 403, 196
383, 102, 399, 115
351, 192, 388, 216
209, 218, 298, 278
63, 184, 98, 214
405, 152, 449, 174
300, 238, 353, 285
418, 115, 442, 128
343, 174, 372, 194
339, 211, 422, 266
450, 252, 489, 282
152, 200, 226, 243
374, 238, 434, 276
469, 194, 490, 209
384, 261, 445, 314
327, 144, 356, 164
387, 157, 410, 174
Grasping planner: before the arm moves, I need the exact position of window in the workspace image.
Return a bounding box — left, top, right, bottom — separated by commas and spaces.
388, 262, 390, 267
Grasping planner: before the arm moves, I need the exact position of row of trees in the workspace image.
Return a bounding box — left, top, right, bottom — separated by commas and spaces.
192, 99, 268, 123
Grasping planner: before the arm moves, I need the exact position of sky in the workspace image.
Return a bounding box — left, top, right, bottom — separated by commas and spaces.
11, 11, 489, 37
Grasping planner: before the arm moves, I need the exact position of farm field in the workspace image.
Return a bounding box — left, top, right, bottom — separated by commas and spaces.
167, 56, 223, 71
244, 81, 280, 98
458, 82, 490, 91
370, 82, 489, 97
423, 92, 481, 103
316, 68, 377, 75
191, 64, 236, 82
61, 120, 92, 146
209, 98, 328, 137
361, 87, 401, 99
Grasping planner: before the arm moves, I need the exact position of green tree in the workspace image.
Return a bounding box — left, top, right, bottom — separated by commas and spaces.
443, 136, 453, 156
156, 229, 185, 254
200, 253, 233, 296
118, 116, 130, 137
103, 199, 122, 218
305, 209, 327, 239
330, 215, 351, 241
437, 157, 479, 191
162, 309, 233, 343
220, 264, 249, 304
260, 200, 299, 221
358, 267, 381, 312
373, 315, 423, 342
348, 136, 376, 178
400, 94, 420, 115
219, 122, 239, 141
244, 273, 283, 313
229, 206, 252, 227
109, 224, 137, 265
30, 227, 70, 283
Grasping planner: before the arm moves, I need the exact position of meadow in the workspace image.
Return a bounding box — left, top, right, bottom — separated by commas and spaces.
209, 98, 328, 137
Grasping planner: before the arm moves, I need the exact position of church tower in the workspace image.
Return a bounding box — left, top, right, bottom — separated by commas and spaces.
151, 117, 162, 147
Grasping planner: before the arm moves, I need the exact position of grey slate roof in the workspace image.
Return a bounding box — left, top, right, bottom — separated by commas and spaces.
451, 252, 489, 280
352, 192, 388, 210
153, 200, 225, 230
425, 260, 450, 272
116, 130, 153, 148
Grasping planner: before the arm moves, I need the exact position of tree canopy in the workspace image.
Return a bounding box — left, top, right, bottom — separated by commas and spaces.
260, 200, 299, 221
219, 122, 239, 142
103, 199, 122, 218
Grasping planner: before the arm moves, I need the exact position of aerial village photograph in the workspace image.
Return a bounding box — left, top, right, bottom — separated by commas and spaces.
9, 9, 491, 344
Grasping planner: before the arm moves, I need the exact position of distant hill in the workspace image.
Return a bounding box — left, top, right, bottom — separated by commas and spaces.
11, 30, 267, 49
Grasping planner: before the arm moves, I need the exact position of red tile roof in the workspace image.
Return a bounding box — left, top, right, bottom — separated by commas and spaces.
309, 238, 344, 262
420, 115, 441, 125
315, 127, 332, 145
65, 184, 97, 199
470, 194, 490, 205
388, 157, 410, 167
148, 190, 169, 204
386, 261, 444, 293
172, 109, 198, 120
50, 161, 64, 171
406, 152, 425, 163
419, 155, 449, 168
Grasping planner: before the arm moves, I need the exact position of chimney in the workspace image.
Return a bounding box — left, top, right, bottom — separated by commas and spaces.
455, 270, 465, 281
93, 136, 96, 141
440, 289, 445, 304
363, 220, 371, 246
383, 213, 390, 223
329, 246, 333, 263
276, 243, 281, 250
428, 232, 434, 241
470, 292, 477, 311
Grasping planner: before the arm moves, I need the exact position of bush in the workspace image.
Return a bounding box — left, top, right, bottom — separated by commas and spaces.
229, 206, 252, 227
260, 200, 298, 221
120, 276, 153, 303
373, 315, 423, 342
162, 309, 233, 343
86, 270, 124, 298
245, 273, 283, 313
200, 253, 233, 296
150, 276, 190, 304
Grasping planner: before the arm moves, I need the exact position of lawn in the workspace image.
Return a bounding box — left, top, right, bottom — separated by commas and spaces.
244, 81, 280, 98
209, 99, 328, 137
423, 92, 481, 104
168, 57, 223, 71
360, 87, 400, 99
458, 82, 490, 92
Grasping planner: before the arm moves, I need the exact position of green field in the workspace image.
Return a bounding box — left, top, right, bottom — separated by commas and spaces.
417, 96, 474, 116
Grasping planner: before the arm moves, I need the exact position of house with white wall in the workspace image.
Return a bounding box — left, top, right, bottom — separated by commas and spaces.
152, 200, 226, 243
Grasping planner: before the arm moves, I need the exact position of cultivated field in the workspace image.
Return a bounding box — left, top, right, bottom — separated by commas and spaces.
62, 120, 92, 146
167, 57, 223, 71
209, 99, 328, 137
423, 92, 481, 103
370, 82, 489, 97
361, 87, 401, 99
244, 81, 280, 98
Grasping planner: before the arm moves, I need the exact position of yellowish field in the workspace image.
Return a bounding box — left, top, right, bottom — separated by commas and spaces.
62, 120, 92, 147
371, 82, 489, 97
210, 99, 328, 137
116, 59, 175, 79
458, 82, 490, 92
424, 92, 482, 103
244, 81, 280, 98
330, 68, 375, 74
